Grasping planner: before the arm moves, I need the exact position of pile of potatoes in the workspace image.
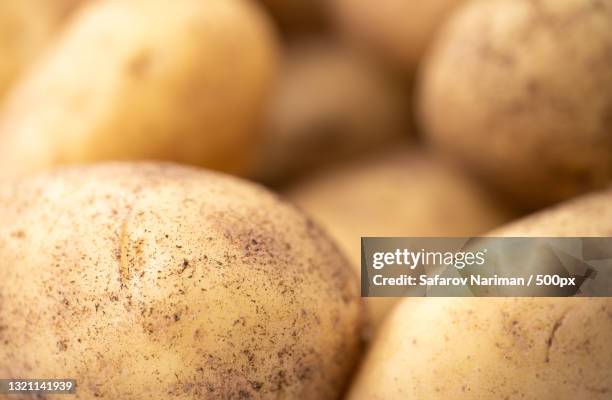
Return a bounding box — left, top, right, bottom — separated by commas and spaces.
0, 0, 611, 399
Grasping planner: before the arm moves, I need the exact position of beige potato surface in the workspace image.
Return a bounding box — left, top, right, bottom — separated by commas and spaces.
253, 42, 408, 185
287, 150, 511, 331
490, 187, 612, 236
0, 0, 278, 177
0, 0, 81, 99
332, 0, 464, 74
349, 298, 612, 400
0, 163, 363, 400
419, 0, 612, 209
482, 188, 612, 296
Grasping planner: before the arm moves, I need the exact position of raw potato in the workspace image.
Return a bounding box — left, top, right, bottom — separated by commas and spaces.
0, 0, 278, 177
348, 298, 612, 400
253, 42, 408, 185
490, 187, 612, 236
0, 0, 81, 99
287, 150, 511, 331
419, 0, 612, 209
0, 163, 363, 400
332, 0, 464, 74
483, 188, 612, 296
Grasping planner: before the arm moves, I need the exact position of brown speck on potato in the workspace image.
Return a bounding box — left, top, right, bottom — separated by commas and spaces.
10, 230, 25, 239
57, 340, 68, 352
127, 49, 152, 78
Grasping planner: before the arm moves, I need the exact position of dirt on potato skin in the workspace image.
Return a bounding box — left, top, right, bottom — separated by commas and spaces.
0, 162, 364, 400
419, 0, 612, 210
348, 298, 612, 400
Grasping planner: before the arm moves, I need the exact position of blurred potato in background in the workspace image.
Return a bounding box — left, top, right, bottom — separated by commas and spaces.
0, 0, 279, 178
0, 0, 81, 100
331, 0, 465, 76
252, 41, 410, 186
287, 148, 513, 333
419, 0, 612, 210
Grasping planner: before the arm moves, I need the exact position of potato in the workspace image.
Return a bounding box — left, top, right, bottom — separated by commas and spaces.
490, 187, 612, 236
331, 0, 464, 74
348, 298, 612, 399
483, 188, 612, 296
0, 0, 81, 99
287, 149, 511, 332
418, 0, 612, 210
0, 0, 279, 178
0, 163, 363, 399
252, 41, 409, 185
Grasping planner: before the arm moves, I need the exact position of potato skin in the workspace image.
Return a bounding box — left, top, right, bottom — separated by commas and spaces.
0, 163, 362, 400
0, 0, 80, 98
287, 150, 511, 331
0, 0, 279, 177
348, 298, 612, 400
490, 187, 612, 236
419, 0, 612, 209
484, 188, 612, 296
253, 42, 409, 185
332, 0, 464, 74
